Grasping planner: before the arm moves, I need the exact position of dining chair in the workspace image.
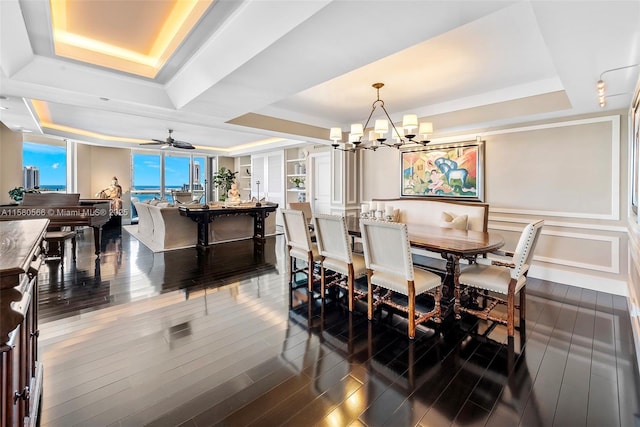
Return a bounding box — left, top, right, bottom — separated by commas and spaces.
456, 219, 544, 338
359, 219, 442, 339
171, 190, 194, 204
313, 214, 367, 311
281, 209, 321, 299
287, 202, 312, 224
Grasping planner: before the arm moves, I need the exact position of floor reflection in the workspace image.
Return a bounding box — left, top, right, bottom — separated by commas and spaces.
38, 226, 279, 321
271, 293, 530, 426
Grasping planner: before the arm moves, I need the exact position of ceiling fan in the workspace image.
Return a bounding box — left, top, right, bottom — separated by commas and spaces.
140, 129, 195, 150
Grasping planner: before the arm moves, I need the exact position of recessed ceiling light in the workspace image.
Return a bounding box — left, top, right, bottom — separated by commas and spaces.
0, 106, 8, 110
99, 97, 109, 101
0, 96, 7, 100
21, 129, 33, 133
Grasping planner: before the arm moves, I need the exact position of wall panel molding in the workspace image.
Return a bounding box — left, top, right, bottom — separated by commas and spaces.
489, 215, 627, 233
436, 115, 620, 220
490, 224, 620, 274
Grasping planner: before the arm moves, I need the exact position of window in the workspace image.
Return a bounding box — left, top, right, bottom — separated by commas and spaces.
164, 154, 191, 199
22, 141, 67, 192
130, 152, 209, 219
132, 152, 161, 203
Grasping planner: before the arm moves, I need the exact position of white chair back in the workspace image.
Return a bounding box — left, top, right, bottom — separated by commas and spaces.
313, 214, 352, 264
510, 219, 544, 279
359, 220, 414, 281
172, 191, 193, 204
281, 209, 314, 253
288, 202, 312, 224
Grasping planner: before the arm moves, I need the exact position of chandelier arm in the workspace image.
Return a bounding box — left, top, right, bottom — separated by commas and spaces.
380, 104, 406, 146
361, 104, 379, 140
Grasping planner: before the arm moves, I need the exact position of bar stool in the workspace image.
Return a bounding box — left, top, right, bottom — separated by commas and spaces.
44, 229, 76, 268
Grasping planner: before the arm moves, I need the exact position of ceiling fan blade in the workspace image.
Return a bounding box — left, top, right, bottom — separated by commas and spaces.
140, 141, 166, 145
173, 141, 195, 149
152, 138, 167, 143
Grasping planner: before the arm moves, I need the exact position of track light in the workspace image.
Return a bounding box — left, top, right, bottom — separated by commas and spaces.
597, 64, 639, 108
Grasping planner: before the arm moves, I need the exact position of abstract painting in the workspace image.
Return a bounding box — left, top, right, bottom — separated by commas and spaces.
401, 141, 484, 201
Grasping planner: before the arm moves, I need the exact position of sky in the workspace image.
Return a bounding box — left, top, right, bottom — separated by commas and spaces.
23, 141, 66, 187
133, 153, 206, 188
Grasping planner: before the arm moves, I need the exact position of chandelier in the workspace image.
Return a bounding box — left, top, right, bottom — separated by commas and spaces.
329, 83, 433, 151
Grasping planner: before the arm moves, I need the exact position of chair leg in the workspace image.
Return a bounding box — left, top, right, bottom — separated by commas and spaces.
519, 287, 526, 324
320, 261, 326, 301
307, 253, 314, 294
507, 290, 515, 338
367, 269, 373, 320
288, 254, 294, 286
408, 281, 416, 339
347, 264, 354, 312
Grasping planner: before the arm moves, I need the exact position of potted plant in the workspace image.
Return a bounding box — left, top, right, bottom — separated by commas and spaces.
8, 187, 40, 204
8, 187, 26, 204
213, 167, 238, 201
290, 177, 305, 188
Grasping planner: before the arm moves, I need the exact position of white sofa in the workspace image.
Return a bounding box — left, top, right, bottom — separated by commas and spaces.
133, 202, 276, 251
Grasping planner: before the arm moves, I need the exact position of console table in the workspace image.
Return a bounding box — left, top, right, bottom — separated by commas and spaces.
178, 203, 278, 248
1, 219, 48, 427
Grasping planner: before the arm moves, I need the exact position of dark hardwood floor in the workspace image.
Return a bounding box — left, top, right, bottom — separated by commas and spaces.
36, 226, 640, 426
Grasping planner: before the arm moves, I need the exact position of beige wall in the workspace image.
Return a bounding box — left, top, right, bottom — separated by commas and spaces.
0, 124, 23, 204
361, 112, 629, 295
89, 145, 132, 219
76, 142, 93, 198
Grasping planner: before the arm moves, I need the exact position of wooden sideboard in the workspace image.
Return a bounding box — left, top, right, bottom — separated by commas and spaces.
1, 219, 48, 427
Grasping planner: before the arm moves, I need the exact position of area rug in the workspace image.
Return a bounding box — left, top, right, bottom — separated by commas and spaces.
122, 225, 196, 253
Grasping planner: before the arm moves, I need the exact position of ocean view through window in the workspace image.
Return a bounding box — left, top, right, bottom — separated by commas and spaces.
131, 152, 208, 220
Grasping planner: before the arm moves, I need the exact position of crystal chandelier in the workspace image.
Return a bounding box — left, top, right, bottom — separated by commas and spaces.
329, 83, 433, 151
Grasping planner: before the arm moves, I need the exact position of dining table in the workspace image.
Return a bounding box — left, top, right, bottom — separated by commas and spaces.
344, 216, 505, 316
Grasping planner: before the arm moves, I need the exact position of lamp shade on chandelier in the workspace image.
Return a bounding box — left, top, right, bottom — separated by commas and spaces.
329, 83, 433, 151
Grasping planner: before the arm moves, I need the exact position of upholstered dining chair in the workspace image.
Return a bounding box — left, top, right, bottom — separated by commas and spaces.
456, 219, 544, 338
313, 214, 367, 311
287, 202, 312, 224
171, 191, 193, 204
359, 219, 442, 339
281, 209, 321, 299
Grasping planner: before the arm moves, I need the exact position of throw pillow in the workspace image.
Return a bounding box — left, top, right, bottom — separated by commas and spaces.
441, 211, 468, 230
392, 209, 401, 222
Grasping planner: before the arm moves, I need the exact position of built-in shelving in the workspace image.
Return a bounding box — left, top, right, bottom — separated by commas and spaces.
236, 156, 252, 193
285, 150, 307, 204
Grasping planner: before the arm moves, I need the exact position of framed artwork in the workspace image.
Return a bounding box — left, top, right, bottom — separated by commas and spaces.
401, 140, 484, 201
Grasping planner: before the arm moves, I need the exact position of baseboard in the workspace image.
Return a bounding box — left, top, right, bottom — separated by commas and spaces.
412, 249, 628, 297
528, 265, 628, 296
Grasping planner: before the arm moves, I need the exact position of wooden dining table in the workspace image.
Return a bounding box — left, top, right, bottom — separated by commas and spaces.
344, 217, 505, 314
